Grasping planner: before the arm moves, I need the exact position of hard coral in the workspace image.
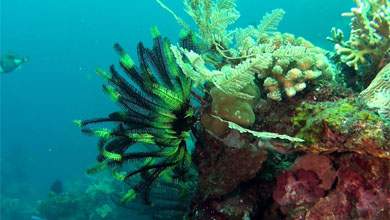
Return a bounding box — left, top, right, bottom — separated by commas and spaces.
165, 0, 334, 102
328, 0, 390, 71
258, 32, 334, 101
200, 84, 260, 137
360, 63, 390, 120
174, 31, 334, 102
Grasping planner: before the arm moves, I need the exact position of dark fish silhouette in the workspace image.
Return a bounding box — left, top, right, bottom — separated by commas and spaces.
0, 52, 28, 73
50, 179, 63, 194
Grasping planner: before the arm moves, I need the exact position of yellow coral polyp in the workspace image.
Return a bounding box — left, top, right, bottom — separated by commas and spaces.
255, 33, 332, 101
282, 33, 295, 44
297, 57, 313, 71
264, 77, 279, 92
286, 68, 302, 81
272, 65, 283, 75
315, 54, 330, 71
285, 87, 297, 97
267, 90, 282, 101
304, 70, 322, 80
294, 82, 307, 92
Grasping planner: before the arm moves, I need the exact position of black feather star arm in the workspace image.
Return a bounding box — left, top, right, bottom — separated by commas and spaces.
110, 167, 198, 219
74, 26, 197, 205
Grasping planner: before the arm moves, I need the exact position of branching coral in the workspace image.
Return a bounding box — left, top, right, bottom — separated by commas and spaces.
173, 32, 333, 101
160, 0, 333, 102
254, 33, 334, 101
75, 26, 197, 205
328, 0, 390, 70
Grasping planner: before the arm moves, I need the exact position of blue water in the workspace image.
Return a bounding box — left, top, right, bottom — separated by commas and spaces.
1, 0, 354, 219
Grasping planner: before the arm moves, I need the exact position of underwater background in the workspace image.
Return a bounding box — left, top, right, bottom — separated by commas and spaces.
1, 0, 362, 219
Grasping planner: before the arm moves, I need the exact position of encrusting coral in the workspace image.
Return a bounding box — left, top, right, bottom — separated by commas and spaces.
292, 98, 390, 159
272, 153, 390, 219
328, 0, 390, 71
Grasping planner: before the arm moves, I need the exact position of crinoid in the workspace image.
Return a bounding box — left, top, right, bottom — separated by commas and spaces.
75, 26, 198, 205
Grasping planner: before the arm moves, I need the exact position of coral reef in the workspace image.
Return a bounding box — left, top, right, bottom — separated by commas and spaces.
72, 0, 390, 219
37, 182, 117, 220
161, 0, 334, 102
1, 195, 32, 220
173, 32, 334, 102
36, 175, 196, 220
272, 153, 390, 220
290, 154, 337, 191
328, 0, 390, 91
171, 30, 334, 103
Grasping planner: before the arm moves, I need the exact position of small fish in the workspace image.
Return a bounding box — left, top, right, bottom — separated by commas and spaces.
0, 52, 28, 74
50, 179, 63, 194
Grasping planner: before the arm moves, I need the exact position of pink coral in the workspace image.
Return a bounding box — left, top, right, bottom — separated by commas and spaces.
306, 191, 351, 219
355, 187, 390, 218
273, 169, 324, 206
290, 154, 336, 190
304, 153, 390, 219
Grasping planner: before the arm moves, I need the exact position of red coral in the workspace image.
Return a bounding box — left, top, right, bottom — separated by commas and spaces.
273, 169, 324, 206
337, 168, 365, 197
290, 154, 336, 190
333, 154, 390, 219
355, 187, 390, 218
306, 191, 351, 220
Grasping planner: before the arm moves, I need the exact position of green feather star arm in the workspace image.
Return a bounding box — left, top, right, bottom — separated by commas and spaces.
76, 26, 198, 205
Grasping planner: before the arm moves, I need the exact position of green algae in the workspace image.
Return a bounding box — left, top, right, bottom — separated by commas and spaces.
292, 98, 382, 144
